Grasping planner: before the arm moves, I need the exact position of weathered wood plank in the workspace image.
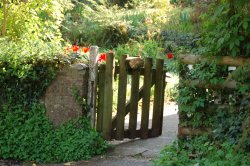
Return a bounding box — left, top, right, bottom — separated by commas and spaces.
115, 55, 128, 140
140, 58, 153, 139
180, 79, 242, 89
179, 54, 250, 66
178, 126, 212, 137
111, 129, 157, 139
152, 59, 164, 137
111, 71, 156, 129
102, 52, 114, 140
96, 64, 105, 132
114, 65, 156, 75
159, 75, 166, 135
128, 69, 140, 139
126, 57, 144, 69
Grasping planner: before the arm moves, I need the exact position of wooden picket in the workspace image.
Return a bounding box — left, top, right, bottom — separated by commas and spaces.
152, 59, 165, 137
140, 58, 153, 139
97, 54, 166, 140
101, 52, 114, 140
115, 54, 128, 140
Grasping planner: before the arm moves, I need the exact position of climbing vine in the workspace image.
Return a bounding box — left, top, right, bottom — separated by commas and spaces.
177, 0, 250, 153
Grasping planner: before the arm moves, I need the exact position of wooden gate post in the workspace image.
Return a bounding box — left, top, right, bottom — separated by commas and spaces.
88, 46, 99, 128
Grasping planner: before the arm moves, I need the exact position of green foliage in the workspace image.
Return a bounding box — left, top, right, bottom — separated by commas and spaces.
0, 0, 115, 164
0, 40, 109, 162
153, 136, 250, 166
0, 39, 63, 108
62, 0, 170, 48
0, 103, 108, 163
162, 7, 195, 33
176, 1, 250, 163
114, 40, 163, 59
212, 107, 249, 146
108, 0, 152, 8
71, 86, 90, 115
170, 0, 195, 6
0, 0, 72, 42
201, 0, 250, 56
231, 63, 250, 83
62, 0, 131, 47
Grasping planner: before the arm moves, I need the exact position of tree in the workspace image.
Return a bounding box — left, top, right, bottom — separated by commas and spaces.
1, 0, 7, 36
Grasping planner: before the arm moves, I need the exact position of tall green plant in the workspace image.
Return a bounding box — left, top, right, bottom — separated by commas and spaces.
0, 0, 72, 42
201, 0, 250, 56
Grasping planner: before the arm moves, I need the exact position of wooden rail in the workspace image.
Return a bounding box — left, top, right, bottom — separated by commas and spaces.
179, 54, 250, 66
178, 54, 250, 137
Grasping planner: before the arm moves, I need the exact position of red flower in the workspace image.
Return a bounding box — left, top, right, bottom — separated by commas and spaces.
82, 47, 90, 53
98, 53, 106, 62
65, 46, 71, 51
167, 53, 173, 59
72, 45, 79, 53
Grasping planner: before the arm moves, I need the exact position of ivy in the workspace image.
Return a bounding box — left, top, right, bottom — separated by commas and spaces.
153, 136, 250, 166
0, 103, 109, 163
177, 0, 250, 155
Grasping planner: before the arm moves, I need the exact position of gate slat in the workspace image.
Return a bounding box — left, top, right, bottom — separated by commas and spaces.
116, 55, 128, 140
102, 52, 114, 140
140, 58, 153, 139
128, 69, 140, 139
111, 71, 156, 129
97, 64, 105, 132
159, 73, 166, 135
152, 59, 164, 137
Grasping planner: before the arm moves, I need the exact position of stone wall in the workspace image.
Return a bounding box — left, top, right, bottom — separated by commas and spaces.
41, 64, 88, 127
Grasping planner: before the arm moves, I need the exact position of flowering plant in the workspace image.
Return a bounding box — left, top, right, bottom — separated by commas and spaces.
166, 53, 173, 59
64, 45, 107, 64
98, 53, 106, 63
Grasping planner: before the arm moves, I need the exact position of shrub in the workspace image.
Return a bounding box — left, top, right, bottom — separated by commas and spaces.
0, 0, 109, 162
0, 38, 109, 163
153, 136, 250, 166
0, 103, 109, 163
0, 39, 62, 108
114, 40, 163, 59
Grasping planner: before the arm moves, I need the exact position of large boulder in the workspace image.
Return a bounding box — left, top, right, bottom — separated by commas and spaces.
41, 64, 88, 127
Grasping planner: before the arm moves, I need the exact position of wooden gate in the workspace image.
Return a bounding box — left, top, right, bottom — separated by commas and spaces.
95, 52, 166, 140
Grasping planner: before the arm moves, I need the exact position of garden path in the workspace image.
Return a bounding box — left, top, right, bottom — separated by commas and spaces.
49, 102, 179, 166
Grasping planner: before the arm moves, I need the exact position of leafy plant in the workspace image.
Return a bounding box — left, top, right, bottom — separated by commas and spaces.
0, 103, 109, 163
212, 106, 249, 147
114, 39, 164, 59
201, 0, 250, 56
175, 1, 250, 163
0, 0, 72, 43
153, 136, 250, 166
